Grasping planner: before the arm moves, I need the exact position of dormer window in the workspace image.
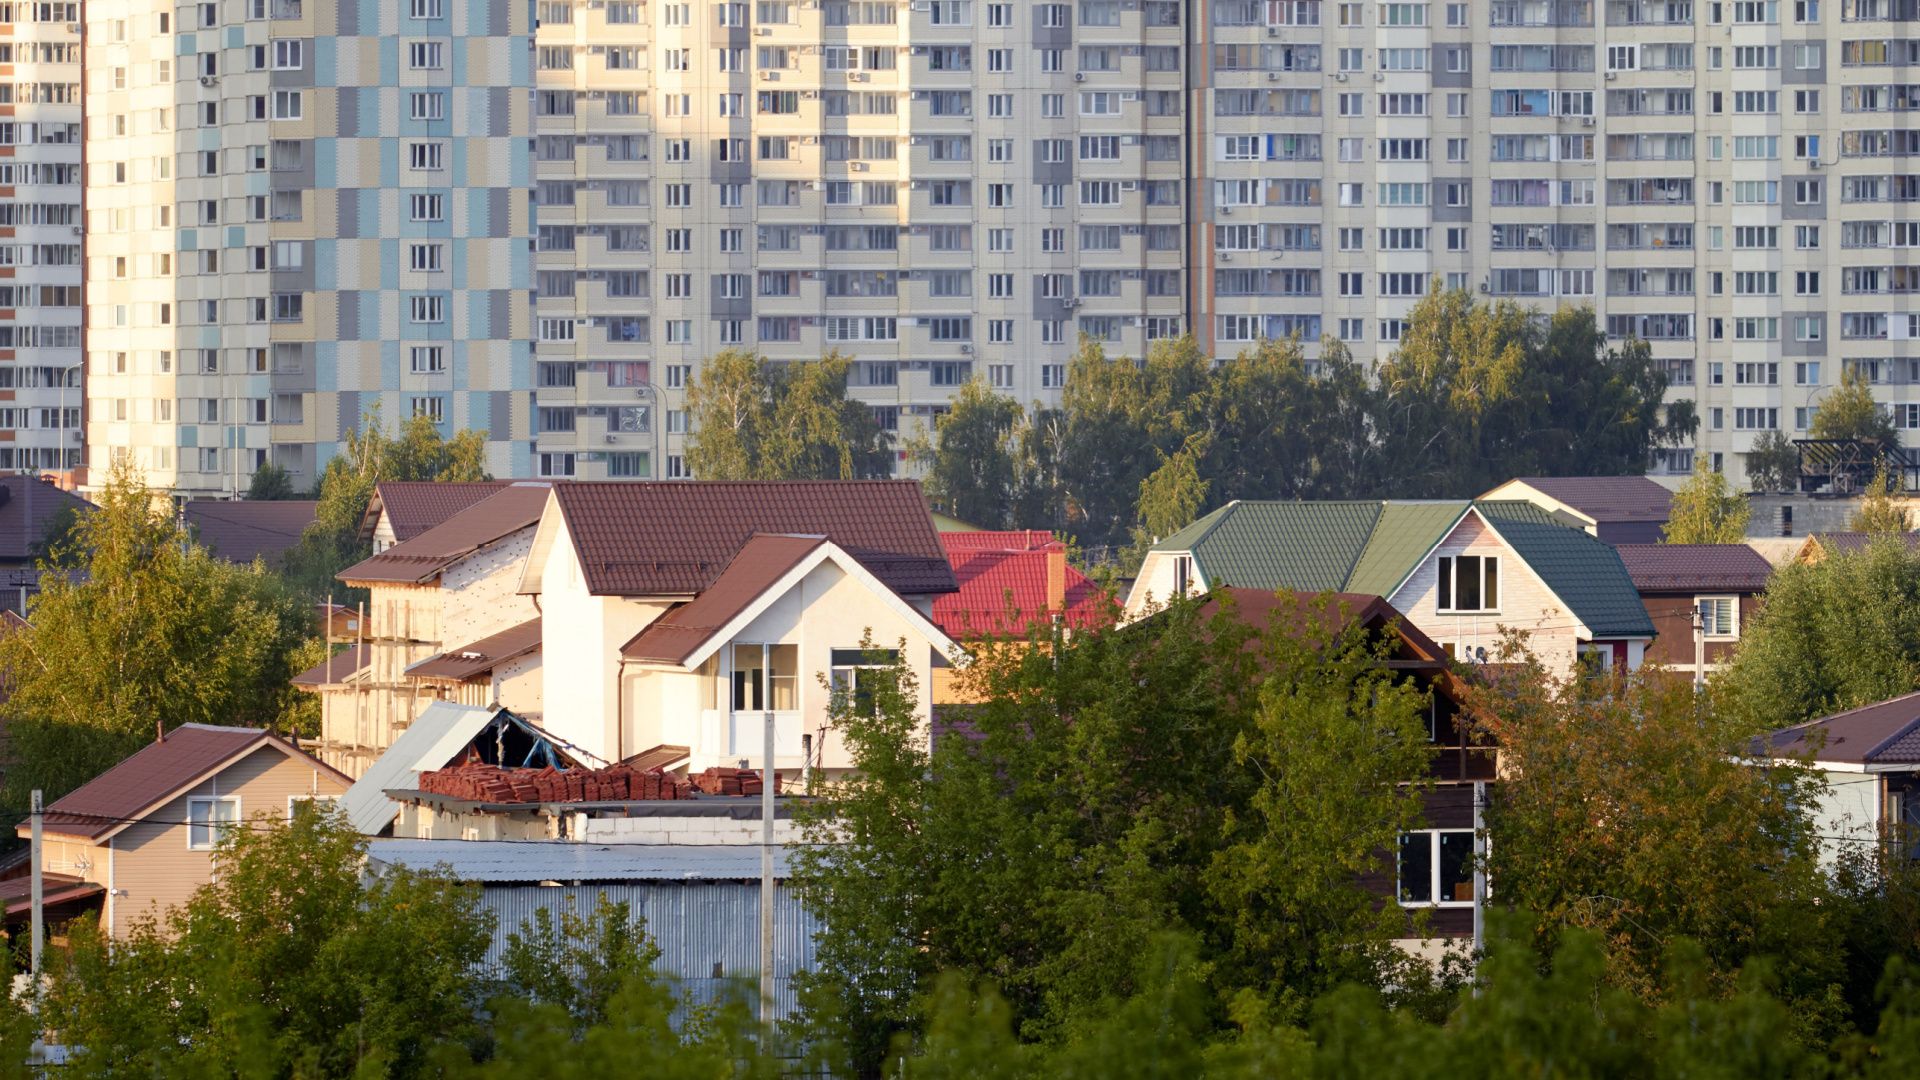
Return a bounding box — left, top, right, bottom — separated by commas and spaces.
1437, 555, 1500, 613
1173, 554, 1193, 596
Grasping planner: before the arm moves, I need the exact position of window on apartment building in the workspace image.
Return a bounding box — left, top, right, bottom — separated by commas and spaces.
1696, 596, 1738, 638
410, 397, 444, 423
409, 346, 446, 373
409, 193, 445, 222
272, 90, 302, 120
272, 293, 303, 321
1436, 555, 1499, 612
1398, 829, 1474, 905
272, 39, 303, 68
408, 142, 445, 170
409, 92, 446, 121
187, 797, 240, 850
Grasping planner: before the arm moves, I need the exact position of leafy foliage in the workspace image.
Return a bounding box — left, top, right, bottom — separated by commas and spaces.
1663, 455, 1752, 543
912, 378, 1027, 529
0, 459, 318, 805
1853, 465, 1912, 533
791, 595, 1442, 1073
683, 349, 891, 481
245, 460, 299, 500
280, 409, 491, 600
1814, 367, 1901, 446
1719, 537, 1920, 728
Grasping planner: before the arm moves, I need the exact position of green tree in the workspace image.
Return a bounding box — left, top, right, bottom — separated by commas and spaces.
1853, 465, 1912, 533
280, 409, 491, 600
1516, 306, 1693, 478
1471, 657, 1841, 1029
684, 350, 891, 481
499, 896, 664, 1033
1746, 430, 1802, 494
793, 595, 1440, 1073
1814, 367, 1901, 446
1197, 335, 1373, 504
914, 378, 1026, 530
1662, 455, 1752, 543
41, 808, 492, 1077
245, 459, 298, 500
1720, 536, 1920, 728
0, 460, 319, 804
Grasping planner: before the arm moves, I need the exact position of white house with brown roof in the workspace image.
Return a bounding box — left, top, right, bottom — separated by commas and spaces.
518, 482, 961, 773
13, 724, 351, 939
1764, 692, 1920, 869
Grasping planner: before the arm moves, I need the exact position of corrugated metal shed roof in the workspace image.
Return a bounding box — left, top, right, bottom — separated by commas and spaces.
365, 839, 796, 881
340, 702, 494, 834
552, 481, 956, 597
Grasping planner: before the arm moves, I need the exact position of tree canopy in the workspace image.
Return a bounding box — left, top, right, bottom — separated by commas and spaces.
0, 460, 318, 805
683, 349, 892, 481
245, 460, 299, 500
280, 410, 491, 600
1662, 455, 1752, 543
1814, 368, 1901, 446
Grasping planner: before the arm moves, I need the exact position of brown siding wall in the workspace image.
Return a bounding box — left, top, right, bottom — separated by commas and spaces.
105, 747, 350, 938
1640, 593, 1760, 669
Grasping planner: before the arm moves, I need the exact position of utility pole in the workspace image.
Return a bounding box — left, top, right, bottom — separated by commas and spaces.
1471, 779, 1486, 976
760, 706, 775, 1025
1693, 600, 1708, 692
29, 789, 43, 978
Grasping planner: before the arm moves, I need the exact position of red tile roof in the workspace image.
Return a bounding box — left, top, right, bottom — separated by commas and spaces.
340, 484, 551, 585
932, 530, 1111, 638
407, 617, 544, 682
1768, 691, 1920, 766
551, 481, 955, 597
185, 499, 318, 566
1613, 543, 1775, 594
31, 724, 349, 840
0, 476, 92, 563
360, 481, 511, 544
620, 534, 827, 664
1506, 476, 1674, 523
291, 643, 369, 688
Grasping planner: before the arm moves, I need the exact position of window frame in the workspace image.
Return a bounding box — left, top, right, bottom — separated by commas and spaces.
1396, 828, 1476, 907
1435, 554, 1501, 614
186, 795, 241, 850
1696, 595, 1738, 639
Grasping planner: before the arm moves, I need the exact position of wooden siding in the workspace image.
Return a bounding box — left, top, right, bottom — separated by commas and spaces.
1639, 592, 1760, 669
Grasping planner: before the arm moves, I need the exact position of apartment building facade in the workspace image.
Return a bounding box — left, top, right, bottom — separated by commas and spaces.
0, 0, 83, 480
82, 0, 533, 497
36, 0, 1920, 491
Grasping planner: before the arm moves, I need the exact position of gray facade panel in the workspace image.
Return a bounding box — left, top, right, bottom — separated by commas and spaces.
337, 291, 362, 341
1782, 175, 1825, 218
1782, 313, 1827, 356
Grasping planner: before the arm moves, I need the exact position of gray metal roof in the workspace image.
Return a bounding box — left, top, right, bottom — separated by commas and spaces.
340, 701, 495, 835
364, 839, 795, 882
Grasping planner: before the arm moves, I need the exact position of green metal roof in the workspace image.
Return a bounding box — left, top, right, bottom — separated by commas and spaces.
1154, 499, 1654, 639
1474, 501, 1656, 639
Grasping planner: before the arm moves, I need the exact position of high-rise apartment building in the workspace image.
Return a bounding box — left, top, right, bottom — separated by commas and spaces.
83, 0, 532, 496
0, 0, 84, 479
53, 0, 1920, 491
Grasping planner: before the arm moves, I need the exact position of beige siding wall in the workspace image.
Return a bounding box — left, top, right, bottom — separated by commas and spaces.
1390, 514, 1585, 678
104, 747, 350, 939
440, 530, 539, 646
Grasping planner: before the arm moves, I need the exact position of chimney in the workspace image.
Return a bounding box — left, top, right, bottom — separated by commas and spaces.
1045, 544, 1067, 614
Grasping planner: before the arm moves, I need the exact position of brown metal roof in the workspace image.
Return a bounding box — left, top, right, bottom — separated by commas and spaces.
407, 617, 543, 682
33, 724, 348, 840
1613, 543, 1775, 594
291, 643, 371, 688
1768, 691, 1920, 766
553, 480, 955, 597
185, 499, 318, 566
359, 480, 511, 543
339, 483, 551, 585
0, 476, 92, 563
620, 534, 826, 664
1507, 476, 1674, 523
1811, 532, 1920, 558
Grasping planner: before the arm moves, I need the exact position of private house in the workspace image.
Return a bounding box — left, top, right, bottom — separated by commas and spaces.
1184, 588, 1491, 946
182, 499, 318, 567
13, 724, 352, 939
308, 483, 551, 775
1128, 501, 1655, 677
1793, 532, 1920, 564
1480, 476, 1675, 544
359, 480, 512, 554
0, 476, 92, 614
930, 530, 1111, 704
1613, 544, 1774, 678
365, 839, 819, 1019
1764, 693, 1920, 868
518, 481, 960, 772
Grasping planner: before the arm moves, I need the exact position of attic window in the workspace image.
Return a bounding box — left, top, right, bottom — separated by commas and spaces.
1437, 555, 1499, 614
1173, 554, 1193, 597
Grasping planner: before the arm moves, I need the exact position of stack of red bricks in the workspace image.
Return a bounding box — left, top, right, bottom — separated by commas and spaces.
416, 762, 692, 803
689, 767, 784, 797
